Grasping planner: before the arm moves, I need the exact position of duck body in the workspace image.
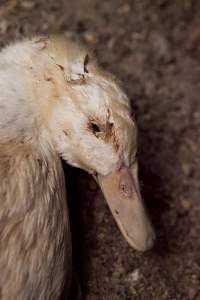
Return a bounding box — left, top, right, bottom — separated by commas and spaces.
0, 35, 155, 299
0, 39, 73, 299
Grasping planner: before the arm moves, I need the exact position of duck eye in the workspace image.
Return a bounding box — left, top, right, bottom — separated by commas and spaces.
91, 122, 101, 136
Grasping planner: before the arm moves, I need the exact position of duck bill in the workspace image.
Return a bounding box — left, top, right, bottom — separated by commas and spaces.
97, 162, 155, 251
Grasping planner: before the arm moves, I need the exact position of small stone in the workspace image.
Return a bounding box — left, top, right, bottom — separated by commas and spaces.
96, 212, 104, 224
188, 287, 198, 300
184, 0, 193, 10
181, 197, 191, 210
107, 38, 115, 49
129, 269, 140, 282
182, 162, 191, 176
20, 1, 35, 9
97, 233, 105, 240
118, 4, 131, 14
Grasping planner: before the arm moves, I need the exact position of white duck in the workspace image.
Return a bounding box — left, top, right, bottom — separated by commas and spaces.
0, 35, 155, 299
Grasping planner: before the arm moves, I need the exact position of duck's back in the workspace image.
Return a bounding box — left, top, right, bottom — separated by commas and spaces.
0, 143, 72, 299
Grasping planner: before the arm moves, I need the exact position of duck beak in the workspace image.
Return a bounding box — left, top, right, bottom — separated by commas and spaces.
97, 162, 156, 251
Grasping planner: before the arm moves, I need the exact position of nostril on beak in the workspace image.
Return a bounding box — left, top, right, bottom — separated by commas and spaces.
119, 181, 132, 197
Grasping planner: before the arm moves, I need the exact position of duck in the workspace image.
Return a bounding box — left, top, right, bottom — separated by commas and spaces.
0, 35, 155, 299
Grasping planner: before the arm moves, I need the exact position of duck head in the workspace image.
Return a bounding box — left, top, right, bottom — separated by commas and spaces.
37, 36, 155, 251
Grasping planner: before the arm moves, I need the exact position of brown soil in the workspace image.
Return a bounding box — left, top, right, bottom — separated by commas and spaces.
0, 1, 200, 299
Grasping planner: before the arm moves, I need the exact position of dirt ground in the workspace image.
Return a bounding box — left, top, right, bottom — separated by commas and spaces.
0, 0, 200, 299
